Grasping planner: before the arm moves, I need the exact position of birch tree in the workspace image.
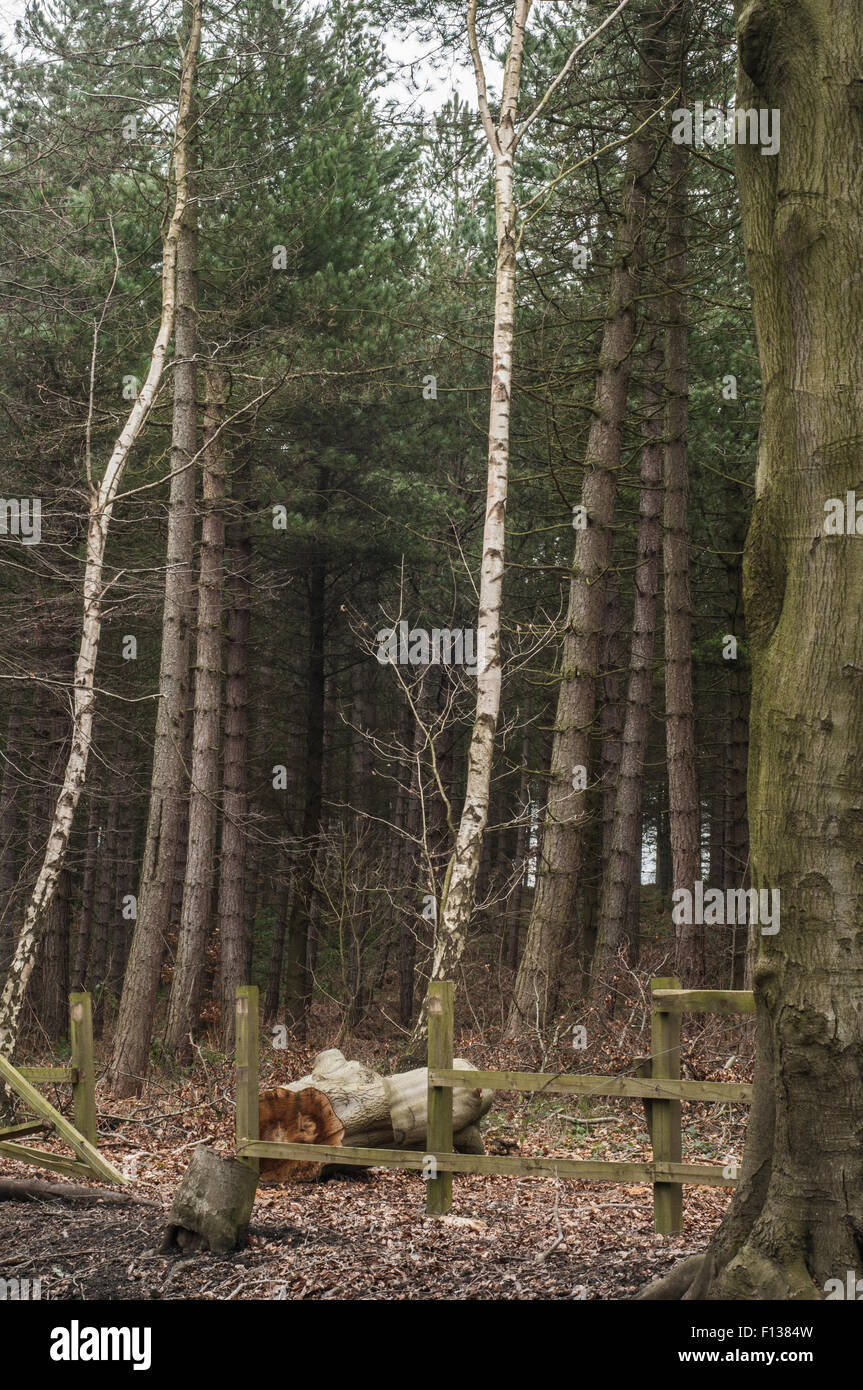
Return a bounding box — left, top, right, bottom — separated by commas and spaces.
419, 0, 631, 1029
0, 0, 203, 1060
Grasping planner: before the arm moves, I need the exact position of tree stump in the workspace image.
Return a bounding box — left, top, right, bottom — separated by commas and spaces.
258, 1049, 493, 1182
161, 1145, 258, 1254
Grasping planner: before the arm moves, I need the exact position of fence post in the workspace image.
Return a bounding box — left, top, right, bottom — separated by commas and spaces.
235, 985, 260, 1175
651, 975, 682, 1234
69, 992, 97, 1148
426, 979, 453, 1215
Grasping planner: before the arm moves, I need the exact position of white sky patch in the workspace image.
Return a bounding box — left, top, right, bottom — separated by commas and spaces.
0, 0, 23, 44
375, 28, 503, 119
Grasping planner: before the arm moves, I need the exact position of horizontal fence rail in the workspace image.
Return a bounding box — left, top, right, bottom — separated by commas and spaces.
650, 989, 756, 1016
427, 1068, 753, 1105
235, 1141, 736, 1188
17, 1066, 78, 1085
234, 977, 756, 1234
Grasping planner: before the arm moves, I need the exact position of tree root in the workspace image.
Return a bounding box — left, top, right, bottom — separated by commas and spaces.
707, 1245, 820, 1301
635, 1253, 705, 1300
635, 1241, 822, 1300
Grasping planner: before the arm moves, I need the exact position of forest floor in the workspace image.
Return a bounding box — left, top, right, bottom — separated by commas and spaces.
0, 951, 755, 1300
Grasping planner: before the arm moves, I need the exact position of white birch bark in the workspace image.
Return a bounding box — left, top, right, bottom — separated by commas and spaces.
427, 0, 529, 990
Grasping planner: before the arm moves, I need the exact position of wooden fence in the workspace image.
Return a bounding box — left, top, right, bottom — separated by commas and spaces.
234, 977, 755, 1234
0, 992, 126, 1185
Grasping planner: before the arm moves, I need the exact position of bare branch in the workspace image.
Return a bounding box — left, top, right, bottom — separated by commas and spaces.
467, 0, 499, 153
518, 0, 631, 142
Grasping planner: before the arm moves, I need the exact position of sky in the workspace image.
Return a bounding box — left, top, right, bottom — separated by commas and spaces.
0, 0, 504, 113
377, 28, 501, 118
0, 0, 21, 41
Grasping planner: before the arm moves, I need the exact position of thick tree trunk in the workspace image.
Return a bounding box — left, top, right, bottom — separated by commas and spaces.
625, 819, 642, 965
642, 0, 863, 1300
590, 325, 664, 1006
728, 662, 751, 986
727, 664, 750, 890
241, 825, 259, 986
583, 581, 624, 985
171, 732, 192, 927
164, 366, 228, 1058
107, 22, 201, 1094
506, 4, 668, 1037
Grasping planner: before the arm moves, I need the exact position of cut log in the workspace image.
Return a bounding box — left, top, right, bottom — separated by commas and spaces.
258, 1086, 347, 1182
161, 1145, 258, 1253
258, 1049, 494, 1182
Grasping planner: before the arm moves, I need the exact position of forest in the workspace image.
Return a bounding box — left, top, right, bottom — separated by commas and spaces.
0, 0, 861, 1329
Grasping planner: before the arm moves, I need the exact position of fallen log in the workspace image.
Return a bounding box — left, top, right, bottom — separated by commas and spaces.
0, 1175, 161, 1207
258, 1049, 494, 1182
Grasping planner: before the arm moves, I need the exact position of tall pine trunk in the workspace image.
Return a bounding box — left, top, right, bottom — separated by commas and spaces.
506, 3, 669, 1037
663, 128, 703, 984
164, 366, 227, 1057
217, 435, 252, 1047
590, 325, 664, 1006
